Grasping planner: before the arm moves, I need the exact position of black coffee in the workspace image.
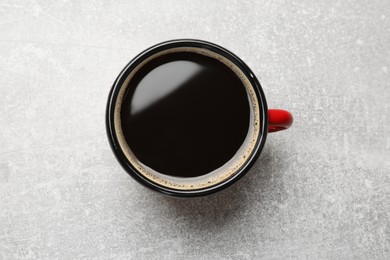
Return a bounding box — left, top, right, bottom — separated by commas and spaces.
120, 51, 250, 178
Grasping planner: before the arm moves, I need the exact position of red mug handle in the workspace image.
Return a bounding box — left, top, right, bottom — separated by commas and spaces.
268, 109, 293, 133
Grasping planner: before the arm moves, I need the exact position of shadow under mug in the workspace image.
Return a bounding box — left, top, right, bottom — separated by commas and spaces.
106, 39, 293, 197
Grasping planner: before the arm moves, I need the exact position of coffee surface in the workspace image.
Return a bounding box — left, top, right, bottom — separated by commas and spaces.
121, 52, 250, 177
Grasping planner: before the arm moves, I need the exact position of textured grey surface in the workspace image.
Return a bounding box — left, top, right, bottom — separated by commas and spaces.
1, 0, 389, 259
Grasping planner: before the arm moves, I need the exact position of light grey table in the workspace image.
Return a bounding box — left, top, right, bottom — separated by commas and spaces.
1, 1, 389, 259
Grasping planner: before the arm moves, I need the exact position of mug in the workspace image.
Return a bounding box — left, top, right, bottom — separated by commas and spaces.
106, 39, 293, 197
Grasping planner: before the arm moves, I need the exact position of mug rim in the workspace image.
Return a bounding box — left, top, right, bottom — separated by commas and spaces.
106, 39, 269, 197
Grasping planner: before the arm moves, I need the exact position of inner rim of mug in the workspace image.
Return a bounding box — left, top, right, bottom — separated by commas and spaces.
113, 46, 261, 190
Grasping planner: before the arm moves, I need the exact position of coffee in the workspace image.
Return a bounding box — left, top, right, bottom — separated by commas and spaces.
114, 47, 260, 189
121, 51, 249, 177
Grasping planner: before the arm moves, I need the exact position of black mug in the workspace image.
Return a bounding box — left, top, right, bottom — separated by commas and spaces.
106, 39, 293, 197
